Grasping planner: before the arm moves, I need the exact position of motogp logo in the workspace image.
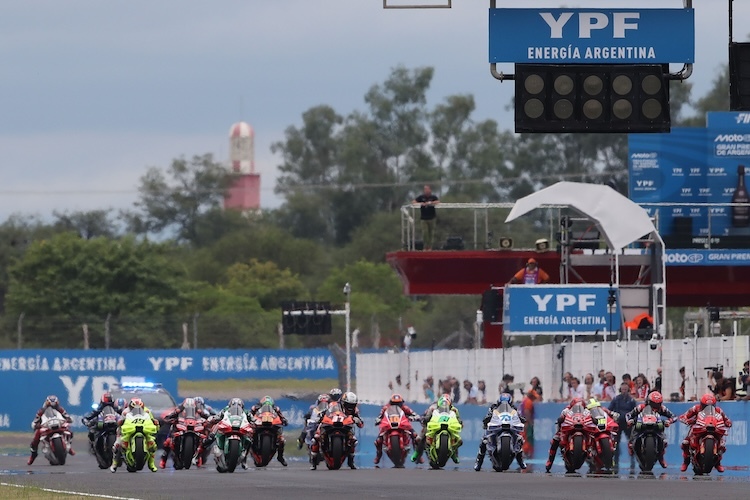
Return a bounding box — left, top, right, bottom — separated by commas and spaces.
664, 253, 703, 264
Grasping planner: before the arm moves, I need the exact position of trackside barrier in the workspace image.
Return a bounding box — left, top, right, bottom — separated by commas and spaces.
356, 337, 750, 405
0, 349, 337, 432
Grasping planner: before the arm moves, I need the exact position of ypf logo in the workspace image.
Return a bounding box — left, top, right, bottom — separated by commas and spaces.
672, 167, 684, 176
531, 293, 597, 312
665, 253, 704, 264
708, 167, 726, 176
689, 168, 701, 176
681, 187, 693, 196
636, 180, 654, 188
671, 207, 684, 216
540, 11, 640, 39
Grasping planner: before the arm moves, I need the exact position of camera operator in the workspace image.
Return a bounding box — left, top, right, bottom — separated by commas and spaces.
739, 361, 750, 400
709, 369, 734, 401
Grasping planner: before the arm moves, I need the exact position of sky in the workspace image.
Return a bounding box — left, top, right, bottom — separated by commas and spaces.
2, 0, 748, 222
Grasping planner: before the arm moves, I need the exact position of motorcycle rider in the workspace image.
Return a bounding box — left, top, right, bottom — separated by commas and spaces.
247, 396, 289, 467
544, 397, 586, 472
28, 395, 75, 465
159, 397, 213, 469
114, 398, 127, 414
341, 391, 364, 469
411, 394, 462, 464
625, 391, 676, 469
194, 396, 216, 416
678, 393, 733, 472
194, 398, 251, 468
82, 392, 121, 453
297, 394, 330, 449
474, 393, 528, 471
328, 387, 343, 403
373, 393, 419, 466
110, 397, 159, 473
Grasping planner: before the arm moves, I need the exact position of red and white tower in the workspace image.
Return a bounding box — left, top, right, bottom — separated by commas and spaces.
224, 121, 261, 211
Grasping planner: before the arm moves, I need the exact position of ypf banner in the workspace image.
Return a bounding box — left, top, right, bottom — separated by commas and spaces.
503, 284, 621, 336
0, 348, 338, 432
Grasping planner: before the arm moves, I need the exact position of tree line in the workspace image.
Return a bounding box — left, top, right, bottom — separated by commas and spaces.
0, 65, 731, 349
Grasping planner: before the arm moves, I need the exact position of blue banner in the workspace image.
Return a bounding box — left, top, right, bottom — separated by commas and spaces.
489, 8, 694, 63
629, 116, 750, 240
664, 249, 750, 266
0, 349, 338, 432
503, 285, 621, 336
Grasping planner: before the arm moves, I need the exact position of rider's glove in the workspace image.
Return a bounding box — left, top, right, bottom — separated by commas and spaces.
626, 419, 634, 427
82, 417, 90, 426
611, 412, 620, 421
353, 416, 363, 427
31, 421, 37, 430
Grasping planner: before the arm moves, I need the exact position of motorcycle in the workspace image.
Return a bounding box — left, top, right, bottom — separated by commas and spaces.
249, 402, 283, 467
377, 405, 416, 468
485, 402, 524, 472
38, 407, 73, 466
586, 406, 617, 473
213, 410, 253, 473
121, 411, 158, 472
630, 406, 667, 473
558, 403, 592, 473
424, 404, 462, 469
316, 401, 355, 470
682, 404, 729, 475
168, 407, 205, 470
90, 406, 119, 469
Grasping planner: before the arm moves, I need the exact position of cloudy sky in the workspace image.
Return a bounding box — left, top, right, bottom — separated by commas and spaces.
2, 0, 748, 221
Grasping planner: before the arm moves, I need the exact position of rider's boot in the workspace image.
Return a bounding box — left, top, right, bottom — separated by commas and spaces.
373, 437, 382, 464
277, 441, 288, 467
109, 447, 122, 473
297, 431, 306, 450
545, 439, 559, 472
474, 440, 486, 471
159, 449, 169, 469
451, 448, 460, 464
516, 451, 527, 470
715, 458, 725, 473
411, 436, 426, 463
680, 444, 690, 472
148, 454, 158, 472
27, 447, 38, 466
348, 453, 357, 470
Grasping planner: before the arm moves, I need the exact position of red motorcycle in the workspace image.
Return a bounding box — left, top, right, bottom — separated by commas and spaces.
249, 403, 283, 467
586, 406, 618, 473
168, 408, 205, 470
377, 405, 415, 468
559, 403, 593, 473
682, 404, 729, 475
316, 402, 355, 470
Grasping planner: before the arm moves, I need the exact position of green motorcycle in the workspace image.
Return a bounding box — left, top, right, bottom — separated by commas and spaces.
425, 402, 462, 469
121, 412, 158, 472
213, 411, 253, 473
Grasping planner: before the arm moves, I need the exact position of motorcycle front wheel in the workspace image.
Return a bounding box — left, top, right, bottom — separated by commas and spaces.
226, 438, 240, 473
388, 434, 404, 468
182, 435, 195, 470
700, 437, 715, 475
499, 435, 514, 471
51, 436, 67, 465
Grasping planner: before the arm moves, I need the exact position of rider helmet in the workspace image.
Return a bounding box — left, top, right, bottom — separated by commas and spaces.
646, 391, 663, 409
498, 393, 512, 405
342, 392, 358, 412
45, 395, 59, 407
101, 393, 114, 405
389, 394, 404, 406
700, 393, 717, 407
129, 397, 144, 409
570, 397, 584, 408
316, 394, 330, 404
329, 388, 343, 402
229, 397, 244, 409
260, 396, 274, 407
115, 398, 126, 411
437, 395, 451, 411
194, 396, 205, 408
440, 393, 452, 406
586, 398, 601, 410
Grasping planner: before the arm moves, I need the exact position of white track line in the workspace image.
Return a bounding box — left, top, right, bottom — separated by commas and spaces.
0, 481, 141, 500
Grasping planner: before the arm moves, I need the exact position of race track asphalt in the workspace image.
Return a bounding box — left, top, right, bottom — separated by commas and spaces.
1, 453, 749, 500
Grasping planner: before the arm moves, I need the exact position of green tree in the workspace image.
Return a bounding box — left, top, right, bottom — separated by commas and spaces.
125, 153, 232, 245
6, 232, 188, 348
52, 209, 121, 240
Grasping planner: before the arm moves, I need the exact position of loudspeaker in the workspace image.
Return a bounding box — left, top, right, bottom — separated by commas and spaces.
499, 237, 513, 249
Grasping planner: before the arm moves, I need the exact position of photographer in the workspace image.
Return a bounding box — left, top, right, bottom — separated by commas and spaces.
740, 361, 749, 400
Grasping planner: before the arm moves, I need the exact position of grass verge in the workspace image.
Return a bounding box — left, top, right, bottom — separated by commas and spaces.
0, 483, 115, 499
178, 378, 339, 399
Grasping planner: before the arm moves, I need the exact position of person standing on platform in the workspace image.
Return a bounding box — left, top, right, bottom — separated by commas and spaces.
413, 185, 440, 250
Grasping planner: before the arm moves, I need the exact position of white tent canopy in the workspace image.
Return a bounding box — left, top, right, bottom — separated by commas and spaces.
505, 181, 658, 250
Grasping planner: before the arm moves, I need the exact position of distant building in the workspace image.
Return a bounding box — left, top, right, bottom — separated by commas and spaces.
224, 121, 260, 211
